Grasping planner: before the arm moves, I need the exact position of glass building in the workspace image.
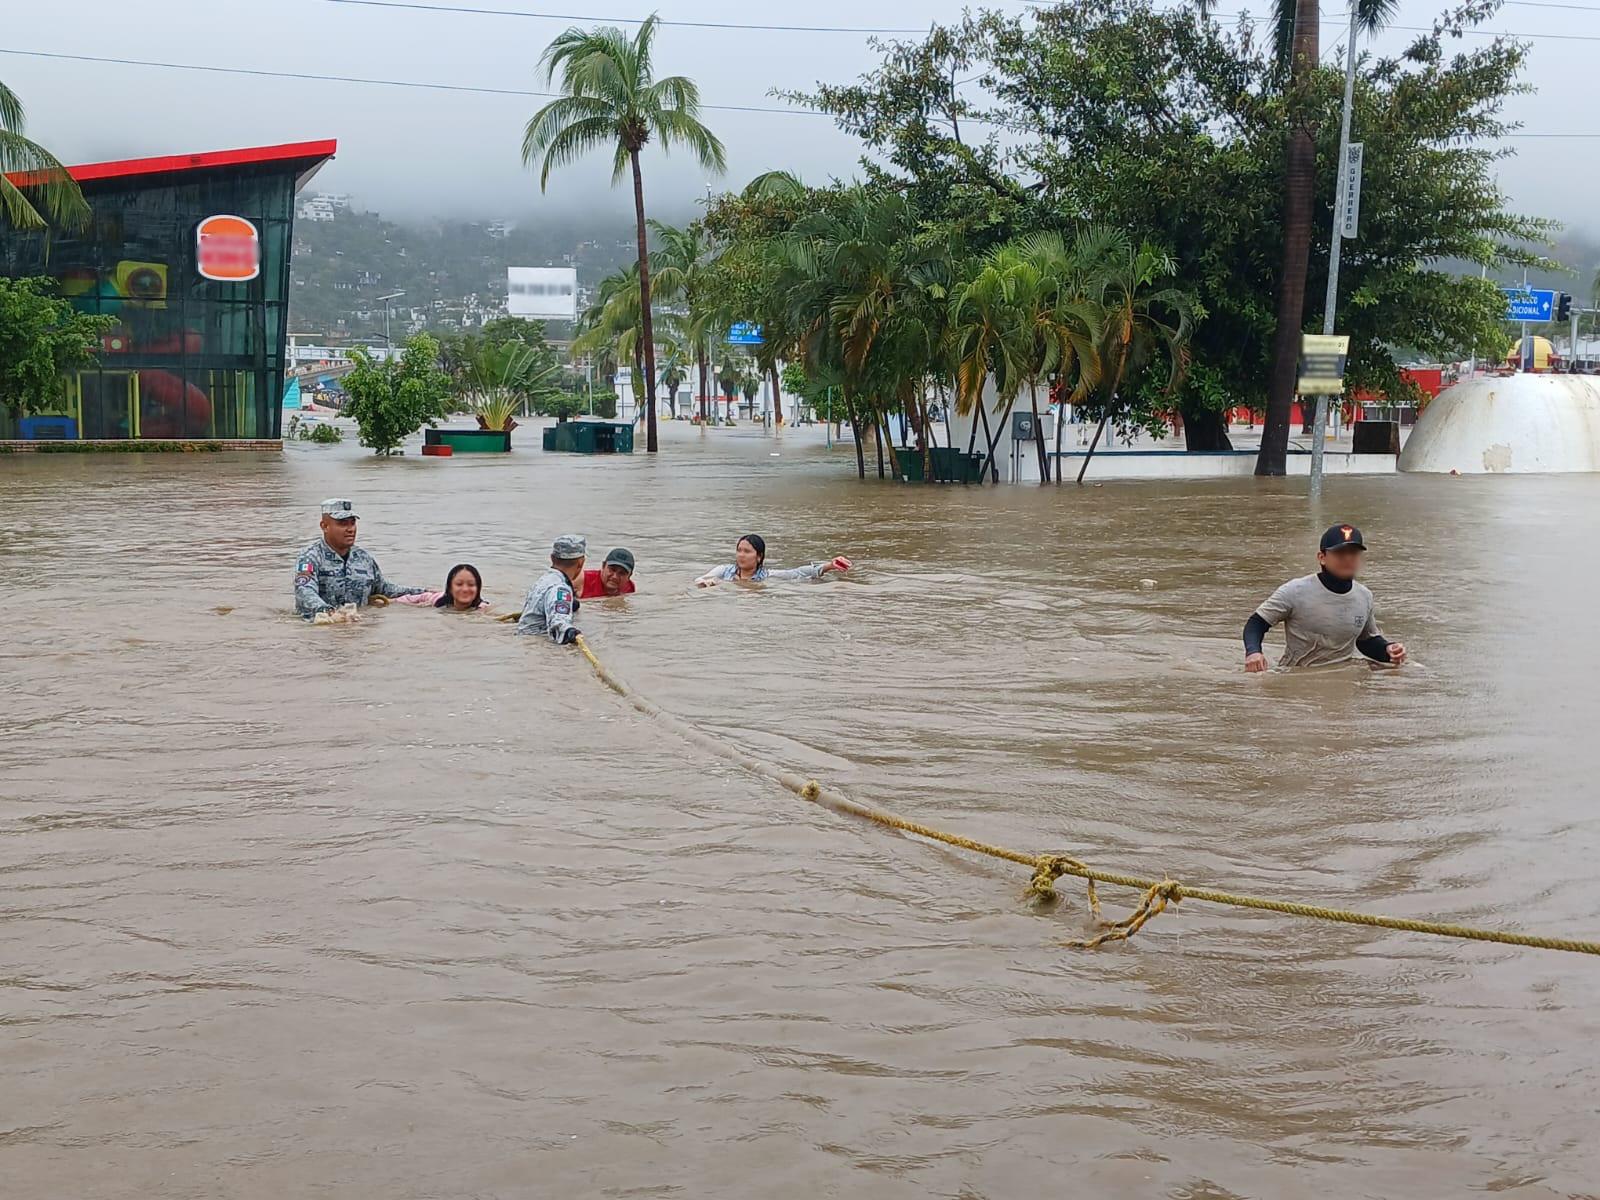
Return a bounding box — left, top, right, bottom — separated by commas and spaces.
0, 140, 335, 443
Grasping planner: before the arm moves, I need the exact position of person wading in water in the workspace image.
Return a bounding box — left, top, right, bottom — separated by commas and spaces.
1243, 524, 1407, 672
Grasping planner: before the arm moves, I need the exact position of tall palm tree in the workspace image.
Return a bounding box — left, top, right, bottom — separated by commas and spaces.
1199, 0, 1395, 474
523, 15, 726, 452
0, 80, 89, 231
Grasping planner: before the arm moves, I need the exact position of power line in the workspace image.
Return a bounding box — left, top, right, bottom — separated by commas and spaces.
0, 46, 1593, 136
0, 48, 814, 116
322, 0, 933, 34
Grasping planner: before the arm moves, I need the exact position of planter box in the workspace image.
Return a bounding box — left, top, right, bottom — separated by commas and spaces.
541, 420, 634, 454
425, 428, 511, 453
894, 446, 986, 482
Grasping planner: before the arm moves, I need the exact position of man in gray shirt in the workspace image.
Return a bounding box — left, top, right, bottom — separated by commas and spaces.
1243, 524, 1407, 671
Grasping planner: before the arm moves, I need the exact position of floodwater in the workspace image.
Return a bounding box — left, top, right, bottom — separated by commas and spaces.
3, 424, 1598, 1199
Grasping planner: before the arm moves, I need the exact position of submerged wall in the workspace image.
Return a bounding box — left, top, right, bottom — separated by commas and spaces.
1399, 375, 1600, 474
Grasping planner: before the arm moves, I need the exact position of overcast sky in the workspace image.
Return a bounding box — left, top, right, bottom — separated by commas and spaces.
2, 0, 1593, 232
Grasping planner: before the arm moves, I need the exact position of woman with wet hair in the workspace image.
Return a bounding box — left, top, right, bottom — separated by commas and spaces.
695, 534, 851, 587
392, 563, 490, 610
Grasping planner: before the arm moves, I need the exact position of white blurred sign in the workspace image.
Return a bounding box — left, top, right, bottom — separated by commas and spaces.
507, 266, 577, 319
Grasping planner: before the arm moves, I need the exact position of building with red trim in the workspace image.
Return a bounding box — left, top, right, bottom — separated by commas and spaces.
1, 140, 335, 444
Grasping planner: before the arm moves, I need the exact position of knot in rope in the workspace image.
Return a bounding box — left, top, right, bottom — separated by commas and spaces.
1027, 854, 1080, 903
801, 780, 822, 802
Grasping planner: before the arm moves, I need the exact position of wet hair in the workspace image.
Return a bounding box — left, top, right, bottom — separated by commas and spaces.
737, 534, 766, 568
435, 563, 484, 609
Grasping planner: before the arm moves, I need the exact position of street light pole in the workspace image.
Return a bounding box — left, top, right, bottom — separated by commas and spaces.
1310, 3, 1360, 500
376, 290, 405, 352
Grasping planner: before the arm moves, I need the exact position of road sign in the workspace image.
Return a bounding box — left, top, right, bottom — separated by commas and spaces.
1338, 143, 1364, 239
726, 322, 764, 345
1501, 286, 1556, 322
1297, 333, 1350, 395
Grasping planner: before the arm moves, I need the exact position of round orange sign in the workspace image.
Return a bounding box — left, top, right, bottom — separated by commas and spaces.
196, 214, 260, 282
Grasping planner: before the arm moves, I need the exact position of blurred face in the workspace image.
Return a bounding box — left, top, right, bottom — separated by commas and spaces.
321, 514, 358, 553
1318, 546, 1363, 581
448, 568, 480, 608
599, 563, 631, 595
735, 539, 761, 575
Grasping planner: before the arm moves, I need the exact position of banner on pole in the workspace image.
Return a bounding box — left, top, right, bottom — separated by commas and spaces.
1297, 334, 1350, 395
1339, 143, 1364, 240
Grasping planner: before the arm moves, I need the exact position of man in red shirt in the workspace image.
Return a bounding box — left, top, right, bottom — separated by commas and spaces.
580, 547, 637, 599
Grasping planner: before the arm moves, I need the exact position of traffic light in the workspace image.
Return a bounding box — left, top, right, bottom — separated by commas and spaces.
1557, 292, 1573, 322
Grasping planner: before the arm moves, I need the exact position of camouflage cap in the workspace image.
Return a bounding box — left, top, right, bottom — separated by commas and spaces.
552, 534, 587, 561
320, 498, 359, 521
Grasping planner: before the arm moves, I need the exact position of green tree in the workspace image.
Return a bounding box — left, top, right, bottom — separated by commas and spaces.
0, 277, 112, 419
803, 0, 1546, 455
341, 334, 452, 455
1069, 228, 1197, 479
650, 219, 719, 420
522, 14, 727, 453
457, 339, 561, 431
0, 81, 90, 232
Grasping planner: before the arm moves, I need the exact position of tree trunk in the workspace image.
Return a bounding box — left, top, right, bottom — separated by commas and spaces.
629, 148, 660, 453
1183, 405, 1235, 451
846, 396, 866, 479
873, 406, 886, 478
977, 396, 1016, 484
1030, 381, 1050, 484
769, 364, 783, 426
697, 348, 709, 422
1077, 413, 1110, 484
1255, 0, 1320, 477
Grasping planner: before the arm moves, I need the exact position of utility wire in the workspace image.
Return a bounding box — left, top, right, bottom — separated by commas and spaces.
0, 46, 1593, 136
321, 0, 933, 34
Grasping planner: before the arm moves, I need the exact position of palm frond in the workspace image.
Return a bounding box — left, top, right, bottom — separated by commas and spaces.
649, 107, 728, 173
0, 129, 90, 231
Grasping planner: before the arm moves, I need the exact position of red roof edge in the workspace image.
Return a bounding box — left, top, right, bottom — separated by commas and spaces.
9, 139, 337, 187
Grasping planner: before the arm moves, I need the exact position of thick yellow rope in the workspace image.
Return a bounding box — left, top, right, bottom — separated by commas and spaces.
569, 638, 1600, 957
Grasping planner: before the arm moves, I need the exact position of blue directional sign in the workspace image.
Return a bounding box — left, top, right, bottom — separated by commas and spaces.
726, 322, 764, 345
1502, 286, 1556, 322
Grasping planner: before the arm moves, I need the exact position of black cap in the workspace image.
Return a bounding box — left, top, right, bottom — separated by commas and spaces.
1320, 523, 1366, 552
603, 547, 635, 574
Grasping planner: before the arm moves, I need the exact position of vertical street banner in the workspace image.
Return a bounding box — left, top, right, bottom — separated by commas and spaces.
1339, 143, 1364, 240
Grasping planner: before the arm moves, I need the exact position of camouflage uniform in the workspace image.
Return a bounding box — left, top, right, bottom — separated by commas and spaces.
517, 533, 585, 643
516, 567, 581, 643
294, 539, 422, 619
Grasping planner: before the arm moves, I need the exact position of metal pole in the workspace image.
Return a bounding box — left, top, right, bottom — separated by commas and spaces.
1520, 268, 1530, 373
1310, 1, 1360, 500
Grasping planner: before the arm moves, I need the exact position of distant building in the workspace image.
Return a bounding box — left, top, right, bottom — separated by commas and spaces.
298, 192, 351, 222
487, 220, 513, 239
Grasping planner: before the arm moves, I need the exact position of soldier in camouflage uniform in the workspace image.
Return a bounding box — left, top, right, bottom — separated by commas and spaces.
517, 534, 586, 644
294, 498, 424, 623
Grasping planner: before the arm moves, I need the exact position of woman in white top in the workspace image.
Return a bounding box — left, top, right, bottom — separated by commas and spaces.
696, 534, 852, 587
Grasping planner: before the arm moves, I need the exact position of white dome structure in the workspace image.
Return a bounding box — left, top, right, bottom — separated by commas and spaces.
1398, 374, 1600, 474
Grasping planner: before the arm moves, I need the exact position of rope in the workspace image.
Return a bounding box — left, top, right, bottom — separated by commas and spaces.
567, 638, 1600, 958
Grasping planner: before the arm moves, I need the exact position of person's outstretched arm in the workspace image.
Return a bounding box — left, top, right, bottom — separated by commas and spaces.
370, 557, 425, 601
695, 565, 732, 588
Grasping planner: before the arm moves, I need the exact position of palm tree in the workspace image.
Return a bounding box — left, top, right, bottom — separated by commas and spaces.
657, 339, 689, 416
1197, 0, 1395, 474
770, 189, 952, 478
1072, 228, 1195, 483
650, 220, 718, 421
0, 80, 89, 231
523, 15, 726, 453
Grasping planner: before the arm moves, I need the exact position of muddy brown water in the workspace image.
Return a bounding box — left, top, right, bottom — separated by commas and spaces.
3, 425, 1597, 1199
